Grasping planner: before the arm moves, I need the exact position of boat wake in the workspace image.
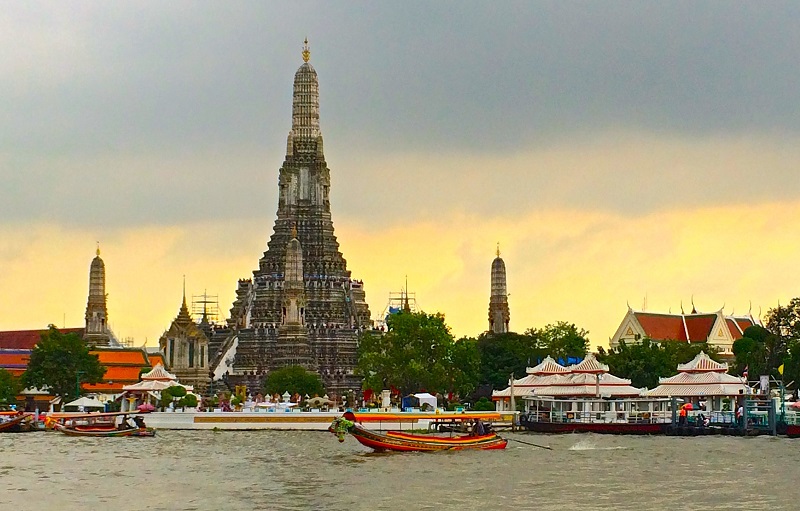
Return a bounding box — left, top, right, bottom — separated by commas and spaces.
568, 440, 629, 451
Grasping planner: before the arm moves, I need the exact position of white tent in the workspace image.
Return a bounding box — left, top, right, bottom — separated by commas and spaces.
63, 396, 105, 411
413, 392, 438, 410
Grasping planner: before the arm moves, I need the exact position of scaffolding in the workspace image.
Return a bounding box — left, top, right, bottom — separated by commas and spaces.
192, 291, 221, 324
374, 289, 418, 329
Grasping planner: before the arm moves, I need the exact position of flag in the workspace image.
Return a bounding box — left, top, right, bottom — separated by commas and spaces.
779, 364, 785, 376
743, 365, 748, 379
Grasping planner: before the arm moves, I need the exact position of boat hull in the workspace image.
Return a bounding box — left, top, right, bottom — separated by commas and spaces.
54, 423, 156, 437
0, 413, 32, 433
786, 425, 800, 438
350, 425, 506, 451
330, 414, 507, 452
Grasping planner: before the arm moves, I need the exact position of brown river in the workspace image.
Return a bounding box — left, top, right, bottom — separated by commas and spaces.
2, 430, 799, 511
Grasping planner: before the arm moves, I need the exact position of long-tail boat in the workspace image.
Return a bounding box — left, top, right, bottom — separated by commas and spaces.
48, 411, 156, 437
329, 411, 507, 452
0, 411, 33, 433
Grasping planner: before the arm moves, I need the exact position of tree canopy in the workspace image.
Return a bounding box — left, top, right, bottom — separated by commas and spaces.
356, 311, 472, 396
0, 368, 20, 404
527, 322, 590, 362
760, 298, 800, 385
263, 366, 325, 397
22, 325, 106, 401
476, 331, 543, 390
477, 322, 590, 389
597, 339, 721, 389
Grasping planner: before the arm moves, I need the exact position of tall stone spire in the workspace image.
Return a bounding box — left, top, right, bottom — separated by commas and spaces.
209, 41, 371, 396
84, 244, 111, 346
488, 243, 510, 334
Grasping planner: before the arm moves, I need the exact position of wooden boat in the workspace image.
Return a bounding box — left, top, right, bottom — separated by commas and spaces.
329, 411, 507, 452
0, 411, 33, 433
48, 411, 156, 437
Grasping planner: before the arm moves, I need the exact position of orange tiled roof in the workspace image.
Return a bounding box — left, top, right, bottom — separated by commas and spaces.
96, 366, 143, 382
735, 318, 756, 334
635, 313, 687, 341
726, 319, 743, 340
0, 350, 29, 376
683, 314, 717, 342
0, 328, 84, 350
91, 349, 150, 366
147, 353, 165, 367
83, 381, 127, 393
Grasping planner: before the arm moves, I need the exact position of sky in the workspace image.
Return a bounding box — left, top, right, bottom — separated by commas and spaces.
2, 2, 800, 348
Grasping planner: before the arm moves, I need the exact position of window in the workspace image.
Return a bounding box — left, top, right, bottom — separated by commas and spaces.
200, 345, 205, 368
188, 341, 195, 368
169, 339, 175, 368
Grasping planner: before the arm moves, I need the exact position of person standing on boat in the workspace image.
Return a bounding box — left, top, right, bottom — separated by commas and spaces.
678, 405, 687, 426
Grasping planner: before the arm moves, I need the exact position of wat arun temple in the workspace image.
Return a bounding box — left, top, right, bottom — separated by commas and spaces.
207, 41, 372, 396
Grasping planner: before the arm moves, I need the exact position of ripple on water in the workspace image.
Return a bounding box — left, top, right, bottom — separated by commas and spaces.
3, 431, 800, 510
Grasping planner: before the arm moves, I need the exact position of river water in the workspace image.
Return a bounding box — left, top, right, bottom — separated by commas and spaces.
2, 430, 799, 511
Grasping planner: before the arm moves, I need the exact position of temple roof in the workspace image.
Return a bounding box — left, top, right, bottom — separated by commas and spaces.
568, 353, 609, 374
495, 359, 639, 399
0, 328, 84, 350
526, 356, 570, 376
142, 363, 177, 381
676, 352, 728, 373
647, 352, 746, 397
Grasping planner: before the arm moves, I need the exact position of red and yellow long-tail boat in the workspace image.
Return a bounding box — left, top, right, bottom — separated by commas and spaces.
329, 411, 507, 452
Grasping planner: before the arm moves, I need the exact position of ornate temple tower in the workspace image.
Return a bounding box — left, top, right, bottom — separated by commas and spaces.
84, 245, 111, 346
488, 244, 510, 334
159, 284, 210, 395
210, 40, 371, 396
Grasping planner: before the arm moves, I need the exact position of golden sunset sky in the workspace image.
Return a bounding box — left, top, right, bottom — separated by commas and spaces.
2, 4, 799, 348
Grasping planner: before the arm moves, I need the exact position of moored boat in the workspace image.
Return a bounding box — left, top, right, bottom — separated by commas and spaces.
329, 411, 507, 452
48, 411, 156, 437
519, 396, 672, 435
0, 411, 33, 433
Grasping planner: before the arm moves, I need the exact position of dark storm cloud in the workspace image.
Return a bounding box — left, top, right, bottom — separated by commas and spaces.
1, 1, 798, 228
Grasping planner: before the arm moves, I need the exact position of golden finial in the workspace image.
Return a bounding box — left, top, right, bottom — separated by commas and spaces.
302, 38, 310, 63
96, 241, 101, 256
496, 242, 500, 258
291, 223, 298, 239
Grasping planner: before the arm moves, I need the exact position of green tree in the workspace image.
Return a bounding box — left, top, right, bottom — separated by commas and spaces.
0, 368, 21, 404
763, 298, 800, 385
264, 366, 325, 397
527, 322, 590, 362
22, 325, 106, 402
449, 336, 481, 397
477, 331, 544, 389
597, 339, 720, 389
356, 311, 459, 395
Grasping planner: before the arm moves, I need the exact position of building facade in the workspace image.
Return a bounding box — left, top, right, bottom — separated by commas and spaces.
209, 41, 372, 396
159, 292, 211, 395
609, 305, 758, 356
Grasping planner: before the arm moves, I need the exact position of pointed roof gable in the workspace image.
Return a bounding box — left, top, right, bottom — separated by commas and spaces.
676, 351, 728, 373
141, 363, 177, 381
569, 353, 608, 374
683, 314, 718, 342
527, 356, 569, 375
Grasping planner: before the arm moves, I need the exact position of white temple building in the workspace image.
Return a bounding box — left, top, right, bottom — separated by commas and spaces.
647, 352, 749, 410
493, 354, 643, 411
